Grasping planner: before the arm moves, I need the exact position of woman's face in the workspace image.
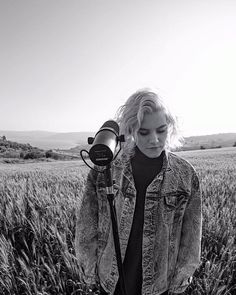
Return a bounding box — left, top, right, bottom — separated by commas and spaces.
135, 110, 168, 158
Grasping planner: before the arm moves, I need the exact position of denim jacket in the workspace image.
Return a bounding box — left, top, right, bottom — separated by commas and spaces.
75, 150, 202, 295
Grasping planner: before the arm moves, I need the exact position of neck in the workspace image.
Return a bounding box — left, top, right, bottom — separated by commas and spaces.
133, 146, 164, 163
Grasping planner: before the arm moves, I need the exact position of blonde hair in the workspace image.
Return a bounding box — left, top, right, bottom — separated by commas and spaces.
115, 88, 183, 155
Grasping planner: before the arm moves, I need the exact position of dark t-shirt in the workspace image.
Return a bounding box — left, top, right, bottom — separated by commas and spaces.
114, 147, 164, 295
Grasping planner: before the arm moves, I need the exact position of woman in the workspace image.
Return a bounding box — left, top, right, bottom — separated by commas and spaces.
75, 89, 202, 295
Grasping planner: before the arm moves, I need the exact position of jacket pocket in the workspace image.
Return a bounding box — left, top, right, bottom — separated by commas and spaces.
163, 193, 188, 225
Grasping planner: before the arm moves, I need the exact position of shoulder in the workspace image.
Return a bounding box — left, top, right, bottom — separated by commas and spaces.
167, 151, 200, 192
113, 152, 131, 168
167, 151, 197, 176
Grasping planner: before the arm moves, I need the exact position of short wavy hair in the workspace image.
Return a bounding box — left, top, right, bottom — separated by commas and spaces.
115, 88, 183, 155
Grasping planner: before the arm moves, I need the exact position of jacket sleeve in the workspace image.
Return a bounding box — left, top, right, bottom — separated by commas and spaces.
169, 171, 202, 293
75, 169, 99, 285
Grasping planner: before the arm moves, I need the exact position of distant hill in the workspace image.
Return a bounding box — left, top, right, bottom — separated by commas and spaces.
0, 130, 94, 150
0, 136, 80, 163
0, 136, 45, 163
0, 130, 235, 151
182, 133, 236, 150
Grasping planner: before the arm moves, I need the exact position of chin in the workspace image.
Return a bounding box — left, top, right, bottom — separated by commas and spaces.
145, 148, 163, 158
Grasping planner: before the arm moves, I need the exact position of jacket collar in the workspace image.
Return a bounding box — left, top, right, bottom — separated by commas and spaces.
113, 149, 173, 173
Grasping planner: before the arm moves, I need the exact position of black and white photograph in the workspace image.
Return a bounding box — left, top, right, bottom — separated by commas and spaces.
0, 1, 235, 294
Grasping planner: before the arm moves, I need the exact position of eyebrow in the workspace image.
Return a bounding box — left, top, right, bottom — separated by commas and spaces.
139, 124, 167, 130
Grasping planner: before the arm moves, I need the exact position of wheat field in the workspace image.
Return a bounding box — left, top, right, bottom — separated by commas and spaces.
0, 147, 235, 295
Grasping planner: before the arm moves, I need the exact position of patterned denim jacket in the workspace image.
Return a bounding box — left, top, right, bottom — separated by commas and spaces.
75, 150, 202, 295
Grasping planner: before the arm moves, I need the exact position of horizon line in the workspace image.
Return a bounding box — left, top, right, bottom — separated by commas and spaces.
0, 129, 236, 138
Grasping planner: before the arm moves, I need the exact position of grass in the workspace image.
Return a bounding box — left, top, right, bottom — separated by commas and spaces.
0, 147, 235, 294
178, 148, 236, 294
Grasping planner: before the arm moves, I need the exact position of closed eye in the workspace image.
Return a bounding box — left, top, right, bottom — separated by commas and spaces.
138, 128, 167, 136
158, 128, 167, 133
138, 130, 149, 136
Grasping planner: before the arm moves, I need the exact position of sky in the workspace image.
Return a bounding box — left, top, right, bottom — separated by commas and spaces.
0, 0, 236, 136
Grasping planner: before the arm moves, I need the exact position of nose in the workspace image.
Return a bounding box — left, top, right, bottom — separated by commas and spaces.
149, 132, 159, 144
